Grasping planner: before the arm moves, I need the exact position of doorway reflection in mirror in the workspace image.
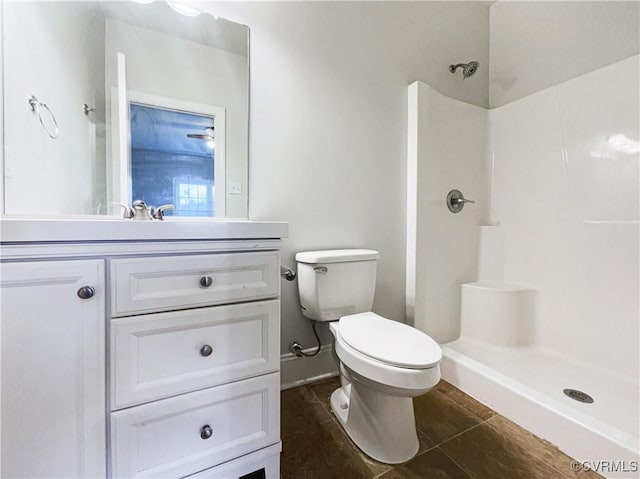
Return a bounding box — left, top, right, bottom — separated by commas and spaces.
129, 104, 218, 217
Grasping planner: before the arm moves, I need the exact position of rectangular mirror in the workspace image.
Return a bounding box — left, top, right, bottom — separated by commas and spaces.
2, 1, 249, 218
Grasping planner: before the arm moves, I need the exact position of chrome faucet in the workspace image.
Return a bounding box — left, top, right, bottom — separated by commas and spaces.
111, 201, 175, 221
131, 200, 153, 220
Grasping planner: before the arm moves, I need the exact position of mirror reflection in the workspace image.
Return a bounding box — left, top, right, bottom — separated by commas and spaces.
2, 1, 249, 218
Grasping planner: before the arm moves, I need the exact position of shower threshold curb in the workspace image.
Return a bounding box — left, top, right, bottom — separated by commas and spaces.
441, 345, 639, 479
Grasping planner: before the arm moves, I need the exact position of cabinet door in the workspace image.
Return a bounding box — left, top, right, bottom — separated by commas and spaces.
0, 260, 106, 478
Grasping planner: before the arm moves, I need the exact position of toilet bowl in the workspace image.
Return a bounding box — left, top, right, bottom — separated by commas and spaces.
295, 249, 442, 464
329, 313, 441, 463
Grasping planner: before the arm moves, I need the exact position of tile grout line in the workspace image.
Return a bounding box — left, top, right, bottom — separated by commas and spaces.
430, 400, 496, 479
305, 382, 338, 422
317, 396, 339, 426
481, 416, 596, 479
438, 445, 481, 479
414, 389, 493, 449
439, 385, 497, 424
421, 420, 485, 450
440, 414, 594, 479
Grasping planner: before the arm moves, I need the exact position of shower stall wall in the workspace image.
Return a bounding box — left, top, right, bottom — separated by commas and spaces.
407, 55, 639, 478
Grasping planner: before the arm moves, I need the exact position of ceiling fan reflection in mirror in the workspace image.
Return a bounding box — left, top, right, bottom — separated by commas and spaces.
186, 126, 214, 140
187, 126, 215, 149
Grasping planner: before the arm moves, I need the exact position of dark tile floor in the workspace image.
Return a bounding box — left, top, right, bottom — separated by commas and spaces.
280, 376, 603, 479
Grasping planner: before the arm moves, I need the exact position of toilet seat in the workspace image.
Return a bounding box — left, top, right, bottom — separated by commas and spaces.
330, 314, 442, 394
336, 312, 441, 369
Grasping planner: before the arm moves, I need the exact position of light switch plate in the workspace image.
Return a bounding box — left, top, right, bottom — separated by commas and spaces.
230, 182, 242, 195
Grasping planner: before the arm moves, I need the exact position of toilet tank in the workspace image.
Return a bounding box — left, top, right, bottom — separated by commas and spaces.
295, 249, 379, 321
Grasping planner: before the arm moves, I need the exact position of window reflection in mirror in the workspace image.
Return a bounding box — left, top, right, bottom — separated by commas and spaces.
2, 1, 248, 218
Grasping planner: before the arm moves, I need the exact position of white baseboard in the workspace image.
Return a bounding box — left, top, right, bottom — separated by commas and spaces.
280, 344, 338, 390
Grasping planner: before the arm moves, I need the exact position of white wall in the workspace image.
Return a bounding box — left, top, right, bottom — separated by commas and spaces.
105, 20, 248, 217
490, 1, 640, 107
196, 2, 491, 370
407, 82, 490, 342
3, 2, 105, 215
490, 56, 639, 380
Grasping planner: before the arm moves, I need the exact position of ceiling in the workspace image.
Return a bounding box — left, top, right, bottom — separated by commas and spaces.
98, 1, 248, 57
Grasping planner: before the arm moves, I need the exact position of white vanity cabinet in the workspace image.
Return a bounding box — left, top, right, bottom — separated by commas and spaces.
0, 221, 287, 479
109, 251, 281, 478
0, 260, 106, 479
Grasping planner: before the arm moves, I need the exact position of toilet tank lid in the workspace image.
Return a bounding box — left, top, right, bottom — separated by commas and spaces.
296, 249, 379, 264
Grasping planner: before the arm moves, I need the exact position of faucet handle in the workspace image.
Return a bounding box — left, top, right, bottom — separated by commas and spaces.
110, 202, 134, 219
151, 204, 175, 220
446, 190, 475, 213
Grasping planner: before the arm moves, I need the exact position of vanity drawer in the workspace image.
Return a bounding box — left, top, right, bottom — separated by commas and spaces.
111, 300, 280, 409
111, 372, 280, 479
110, 251, 279, 317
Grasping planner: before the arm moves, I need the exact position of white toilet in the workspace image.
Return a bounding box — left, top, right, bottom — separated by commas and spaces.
295, 249, 442, 464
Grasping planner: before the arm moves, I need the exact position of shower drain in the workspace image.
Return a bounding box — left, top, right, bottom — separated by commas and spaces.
563, 388, 594, 404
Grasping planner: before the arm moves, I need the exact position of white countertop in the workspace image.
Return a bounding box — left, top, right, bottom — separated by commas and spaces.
0, 217, 288, 243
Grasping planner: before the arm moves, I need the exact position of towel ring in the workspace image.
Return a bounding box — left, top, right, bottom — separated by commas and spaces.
28, 95, 59, 139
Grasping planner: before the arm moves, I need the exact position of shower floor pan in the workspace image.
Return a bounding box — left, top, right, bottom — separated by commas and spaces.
442, 338, 639, 479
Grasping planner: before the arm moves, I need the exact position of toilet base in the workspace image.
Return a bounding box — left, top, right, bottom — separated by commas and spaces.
330, 382, 419, 464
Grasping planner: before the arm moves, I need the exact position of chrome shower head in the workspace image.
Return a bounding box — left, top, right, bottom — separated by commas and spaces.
449, 61, 479, 79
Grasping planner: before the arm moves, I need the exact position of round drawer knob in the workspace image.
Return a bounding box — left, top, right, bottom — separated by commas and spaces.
77, 286, 95, 299
200, 425, 213, 440
200, 344, 213, 357
199, 276, 213, 288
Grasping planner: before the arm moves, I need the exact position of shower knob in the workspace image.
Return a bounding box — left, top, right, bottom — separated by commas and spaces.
446, 190, 475, 213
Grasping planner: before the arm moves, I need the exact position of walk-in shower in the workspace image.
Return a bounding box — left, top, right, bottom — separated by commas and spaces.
408, 52, 639, 477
